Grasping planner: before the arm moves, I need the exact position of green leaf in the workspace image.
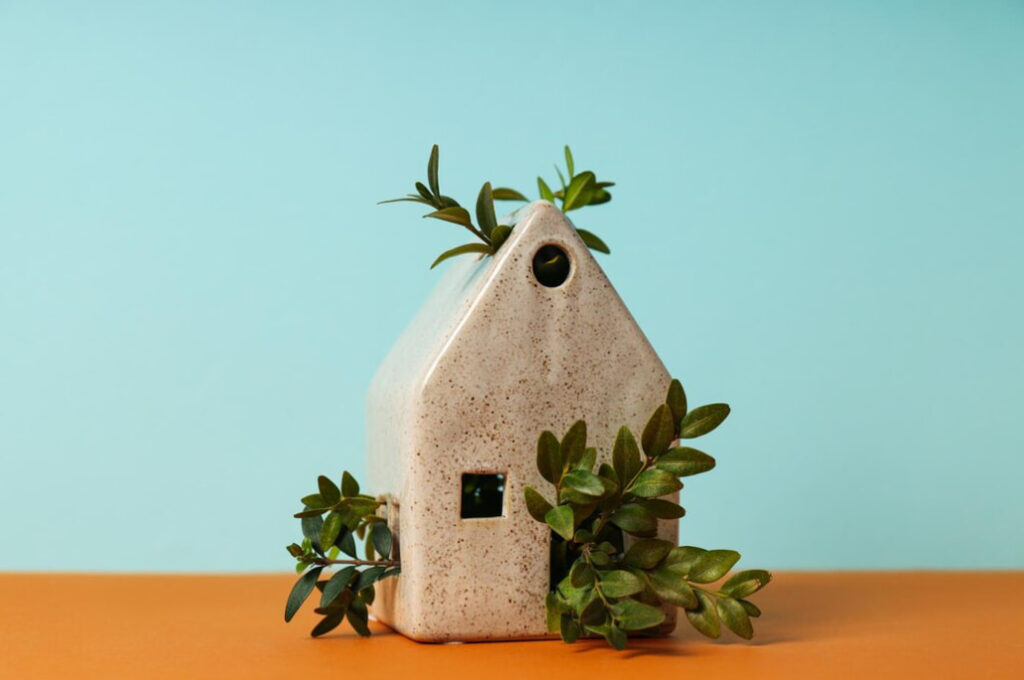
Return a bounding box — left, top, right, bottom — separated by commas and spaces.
423, 206, 475, 230
286, 543, 304, 557
717, 596, 753, 639
612, 599, 666, 631
355, 566, 386, 592
537, 177, 554, 202
689, 549, 742, 583
300, 494, 328, 509
599, 570, 644, 598
318, 476, 341, 505
649, 567, 698, 608
579, 597, 606, 626
664, 545, 706, 572
545, 592, 563, 633
430, 243, 492, 269
609, 503, 658, 536
564, 145, 575, 178
347, 596, 371, 637
320, 511, 343, 550
637, 498, 686, 519
607, 624, 627, 650
722, 569, 772, 598
656, 447, 716, 477
569, 560, 595, 588
629, 468, 682, 498
415, 181, 434, 202
492, 187, 528, 201
739, 599, 762, 618
475, 182, 497, 238
427, 144, 440, 198
523, 486, 554, 522
536, 430, 562, 484
545, 505, 575, 541
641, 404, 675, 457
310, 612, 345, 637
320, 567, 356, 608
680, 403, 731, 438
370, 523, 393, 560
576, 447, 597, 472
364, 530, 374, 560
666, 379, 687, 426
685, 589, 721, 638
597, 461, 619, 485
562, 171, 596, 212
301, 514, 324, 554
377, 195, 432, 206
555, 165, 567, 194
587, 187, 612, 206
560, 486, 598, 505
560, 615, 581, 643
284, 567, 323, 622
337, 527, 357, 558
489, 225, 512, 251
560, 420, 587, 468
622, 539, 674, 569
562, 469, 605, 497
341, 471, 359, 497
612, 426, 643, 484
576, 228, 610, 254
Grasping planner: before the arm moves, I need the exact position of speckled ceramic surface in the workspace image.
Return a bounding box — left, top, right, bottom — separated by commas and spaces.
366, 201, 674, 642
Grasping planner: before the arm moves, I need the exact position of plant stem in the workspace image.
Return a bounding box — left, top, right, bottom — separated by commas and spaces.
311, 557, 400, 568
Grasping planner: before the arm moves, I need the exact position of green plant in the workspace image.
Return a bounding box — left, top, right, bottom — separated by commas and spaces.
380, 145, 611, 269
524, 379, 771, 650
283, 471, 399, 637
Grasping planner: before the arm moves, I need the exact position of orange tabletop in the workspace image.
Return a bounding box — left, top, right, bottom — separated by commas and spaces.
2, 571, 1022, 679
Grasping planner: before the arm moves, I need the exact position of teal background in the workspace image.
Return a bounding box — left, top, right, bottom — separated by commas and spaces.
2, 1, 1022, 571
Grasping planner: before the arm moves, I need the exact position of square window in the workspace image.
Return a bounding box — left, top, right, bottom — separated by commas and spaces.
460, 473, 506, 518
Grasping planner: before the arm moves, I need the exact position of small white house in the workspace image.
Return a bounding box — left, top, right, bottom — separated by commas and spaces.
366, 201, 675, 641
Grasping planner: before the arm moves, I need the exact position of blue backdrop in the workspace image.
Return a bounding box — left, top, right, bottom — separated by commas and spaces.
2, 1, 1022, 571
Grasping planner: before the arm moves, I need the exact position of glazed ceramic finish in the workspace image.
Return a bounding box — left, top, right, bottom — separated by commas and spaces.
366, 201, 673, 641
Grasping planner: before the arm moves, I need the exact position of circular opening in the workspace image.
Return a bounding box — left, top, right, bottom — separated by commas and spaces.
532, 244, 571, 288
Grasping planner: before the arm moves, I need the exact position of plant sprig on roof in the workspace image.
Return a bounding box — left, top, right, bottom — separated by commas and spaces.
380, 145, 612, 269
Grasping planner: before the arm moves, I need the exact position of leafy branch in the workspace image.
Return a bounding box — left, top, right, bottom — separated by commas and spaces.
380, 145, 612, 269
283, 471, 399, 637
524, 379, 771, 650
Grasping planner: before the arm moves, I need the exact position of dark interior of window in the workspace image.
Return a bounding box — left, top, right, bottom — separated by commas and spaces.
460, 473, 506, 518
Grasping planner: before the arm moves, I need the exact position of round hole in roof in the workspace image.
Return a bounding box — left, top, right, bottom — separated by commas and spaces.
532, 244, 571, 288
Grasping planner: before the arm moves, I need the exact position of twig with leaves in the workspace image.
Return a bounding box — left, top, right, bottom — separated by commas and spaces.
284, 471, 399, 637
380, 145, 612, 269
524, 379, 771, 650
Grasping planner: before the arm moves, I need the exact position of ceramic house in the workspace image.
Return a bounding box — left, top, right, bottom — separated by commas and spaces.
366, 201, 676, 642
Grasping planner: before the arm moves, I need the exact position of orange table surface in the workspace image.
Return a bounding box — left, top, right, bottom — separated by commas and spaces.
3, 572, 1022, 679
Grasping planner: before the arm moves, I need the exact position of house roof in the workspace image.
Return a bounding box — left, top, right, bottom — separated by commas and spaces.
370, 200, 668, 409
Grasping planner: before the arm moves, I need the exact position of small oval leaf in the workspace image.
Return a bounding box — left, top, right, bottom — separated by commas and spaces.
680, 403, 731, 438
545, 505, 575, 541
285, 567, 323, 622
629, 468, 682, 498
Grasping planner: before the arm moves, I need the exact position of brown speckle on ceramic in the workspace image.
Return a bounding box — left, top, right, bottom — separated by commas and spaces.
366, 201, 674, 641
